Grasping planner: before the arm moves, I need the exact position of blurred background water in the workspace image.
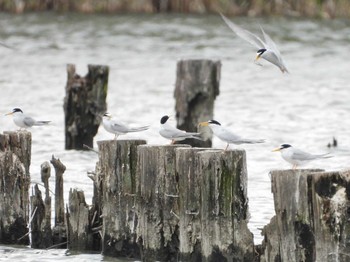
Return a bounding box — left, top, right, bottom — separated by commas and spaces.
0, 13, 349, 261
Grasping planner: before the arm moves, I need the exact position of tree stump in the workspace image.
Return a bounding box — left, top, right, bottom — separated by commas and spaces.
97, 139, 147, 258
197, 150, 255, 262
30, 162, 52, 248
259, 169, 350, 262
66, 188, 91, 250
136, 144, 191, 262
174, 59, 220, 147
64, 64, 108, 150
0, 131, 31, 245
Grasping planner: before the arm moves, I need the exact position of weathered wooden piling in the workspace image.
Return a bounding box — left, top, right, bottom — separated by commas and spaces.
97, 140, 147, 257
64, 64, 108, 150
51, 155, 67, 246
0, 131, 31, 245
30, 162, 52, 248
136, 144, 190, 262
174, 59, 220, 147
66, 188, 91, 250
176, 147, 206, 261
198, 150, 254, 261
259, 169, 350, 262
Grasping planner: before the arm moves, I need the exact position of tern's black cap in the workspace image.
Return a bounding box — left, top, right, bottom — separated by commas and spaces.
208, 120, 221, 126
160, 115, 169, 124
13, 108, 23, 113
280, 144, 292, 149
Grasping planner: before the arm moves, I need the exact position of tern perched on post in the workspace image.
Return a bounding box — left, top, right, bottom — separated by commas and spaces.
272, 144, 332, 169
199, 120, 265, 150
5, 108, 50, 130
102, 112, 149, 140
159, 115, 202, 144
220, 13, 289, 73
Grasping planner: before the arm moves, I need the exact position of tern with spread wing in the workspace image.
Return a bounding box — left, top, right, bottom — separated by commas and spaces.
220, 13, 288, 73
102, 112, 149, 140
199, 120, 265, 150
5, 108, 50, 129
272, 144, 332, 169
159, 115, 202, 144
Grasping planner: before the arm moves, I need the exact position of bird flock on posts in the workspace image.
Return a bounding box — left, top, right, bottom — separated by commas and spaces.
3, 13, 333, 170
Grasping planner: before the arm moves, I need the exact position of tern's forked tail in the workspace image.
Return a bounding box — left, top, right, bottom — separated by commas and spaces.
128, 125, 150, 132
34, 121, 51, 126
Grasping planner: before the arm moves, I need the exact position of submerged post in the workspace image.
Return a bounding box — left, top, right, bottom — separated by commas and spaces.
64, 64, 108, 150
97, 139, 147, 258
174, 59, 220, 147
0, 131, 31, 244
259, 169, 350, 262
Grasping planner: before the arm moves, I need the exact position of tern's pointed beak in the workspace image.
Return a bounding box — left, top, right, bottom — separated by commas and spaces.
5, 112, 13, 116
198, 121, 209, 127
255, 54, 261, 61
272, 147, 281, 152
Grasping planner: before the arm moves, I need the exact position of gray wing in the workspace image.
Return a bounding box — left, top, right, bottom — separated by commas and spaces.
110, 120, 130, 133
220, 13, 265, 49
23, 116, 36, 127
260, 26, 281, 59
291, 149, 318, 161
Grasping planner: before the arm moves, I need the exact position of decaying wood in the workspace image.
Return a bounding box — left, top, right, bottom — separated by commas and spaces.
174, 59, 220, 147
259, 169, 350, 262
50, 155, 67, 247
136, 144, 190, 262
64, 64, 108, 150
0, 131, 31, 245
197, 149, 254, 261
66, 188, 90, 250
97, 139, 146, 257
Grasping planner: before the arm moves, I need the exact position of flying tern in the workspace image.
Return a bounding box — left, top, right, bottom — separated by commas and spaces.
199, 120, 265, 150
5, 108, 50, 129
159, 115, 202, 144
272, 144, 332, 169
102, 112, 149, 140
220, 13, 289, 73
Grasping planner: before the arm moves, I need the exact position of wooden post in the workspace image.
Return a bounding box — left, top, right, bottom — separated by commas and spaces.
176, 147, 206, 261
136, 144, 190, 262
51, 155, 67, 247
98, 140, 146, 258
66, 188, 90, 250
0, 131, 31, 245
197, 149, 255, 261
174, 60, 220, 147
259, 169, 350, 262
64, 64, 108, 150
30, 162, 52, 248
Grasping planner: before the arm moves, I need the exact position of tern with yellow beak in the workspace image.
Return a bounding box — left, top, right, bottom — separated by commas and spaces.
199, 120, 265, 150
272, 144, 332, 169
220, 13, 288, 73
102, 112, 149, 140
159, 115, 203, 144
5, 108, 50, 130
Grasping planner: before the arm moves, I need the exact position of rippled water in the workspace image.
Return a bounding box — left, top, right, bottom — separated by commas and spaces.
1, 13, 350, 261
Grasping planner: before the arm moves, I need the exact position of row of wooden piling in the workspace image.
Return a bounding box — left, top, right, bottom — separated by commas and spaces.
1, 131, 350, 261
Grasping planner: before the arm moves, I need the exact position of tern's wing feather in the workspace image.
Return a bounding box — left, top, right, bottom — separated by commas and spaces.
220, 13, 265, 49
23, 116, 35, 127
110, 121, 130, 133
259, 25, 281, 58
291, 149, 317, 161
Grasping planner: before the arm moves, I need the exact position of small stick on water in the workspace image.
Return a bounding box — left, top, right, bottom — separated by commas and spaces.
83, 144, 99, 154
46, 241, 68, 250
